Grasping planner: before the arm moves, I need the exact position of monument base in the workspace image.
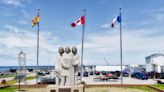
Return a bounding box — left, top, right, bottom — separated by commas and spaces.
46, 85, 84, 92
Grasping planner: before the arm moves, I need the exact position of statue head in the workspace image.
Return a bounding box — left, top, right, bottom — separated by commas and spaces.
72, 46, 77, 55
58, 47, 64, 56
65, 47, 70, 54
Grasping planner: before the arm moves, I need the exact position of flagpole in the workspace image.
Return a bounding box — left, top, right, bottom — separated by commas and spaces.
119, 7, 123, 85
36, 8, 40, 84
80, 9, 86, 82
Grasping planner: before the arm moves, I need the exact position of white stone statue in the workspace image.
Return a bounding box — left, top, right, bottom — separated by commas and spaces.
60, 47, 73, 86
55, 47, 64, 86
72, 46, 80, 85
55, 46, 80, 86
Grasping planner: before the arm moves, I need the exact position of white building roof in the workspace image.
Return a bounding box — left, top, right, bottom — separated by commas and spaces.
146, 53, 164, 59
146, 53, 164, 65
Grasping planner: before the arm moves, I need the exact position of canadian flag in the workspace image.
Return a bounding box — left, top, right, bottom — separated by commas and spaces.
71, 16, 85, 27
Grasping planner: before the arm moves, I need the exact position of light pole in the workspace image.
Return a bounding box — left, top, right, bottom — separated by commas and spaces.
18, 51, 26, 91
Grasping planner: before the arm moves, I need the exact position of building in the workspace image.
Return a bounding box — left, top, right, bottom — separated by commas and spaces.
125, 65, 146, 74
146, 53, 164, 73
95, 65, 126, 71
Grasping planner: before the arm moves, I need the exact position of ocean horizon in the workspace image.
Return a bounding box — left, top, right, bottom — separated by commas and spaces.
0, 66, 54, 72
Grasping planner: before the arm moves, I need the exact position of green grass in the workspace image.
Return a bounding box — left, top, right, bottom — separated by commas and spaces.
6, 76, 36, 85
0, 86, 159, 92
0, 76, 35, 92
128, 86, 158, 92
0, 87, 16, 92
152, 84, 164, 90
0, 74, 17, 78
25, 76, 36, 80
0, 86, 29, 92
6, 79, 17, 85
85, 86, 158, 92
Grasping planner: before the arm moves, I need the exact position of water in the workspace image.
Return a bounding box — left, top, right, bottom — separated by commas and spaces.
0, 66, 55, 72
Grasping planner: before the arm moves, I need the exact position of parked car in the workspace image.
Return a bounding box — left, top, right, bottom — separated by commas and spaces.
146, 71, 161, 79
78, 72, 81, 76
27, 68, 33, 72
38, 72, 45, 76
155, 73, 161, 79
131, 72, 148, 80
83, 71, 89, 77
122, 72, 129, 77
146, 71, 154, 78
101, 71, 107, 75
106, 73, 119, 79
110, 71, 116, 75
46, 71, 50, 75
10, 68, 17, 73
37, 77, 55, 84
90, 71, 94, 75
115, 71, 121, 77
95, 71, 100, 75
160, 73, 164, 79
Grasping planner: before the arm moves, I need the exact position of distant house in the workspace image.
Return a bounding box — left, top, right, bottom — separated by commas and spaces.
146, 53, 164, 73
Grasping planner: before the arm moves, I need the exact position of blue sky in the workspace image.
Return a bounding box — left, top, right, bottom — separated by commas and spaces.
0, 0, 164, 66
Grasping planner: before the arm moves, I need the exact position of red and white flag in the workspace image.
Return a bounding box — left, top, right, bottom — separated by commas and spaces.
71, 16, 85, 27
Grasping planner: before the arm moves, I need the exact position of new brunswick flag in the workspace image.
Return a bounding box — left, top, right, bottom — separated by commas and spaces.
32, 14, 40, 27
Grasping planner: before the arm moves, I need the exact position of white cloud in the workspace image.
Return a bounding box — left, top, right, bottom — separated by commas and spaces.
0, 25, 59, 66
83, 28, 164, 52
101, 22, 126, 29
0, 7, 13, 16
76, 28, 164, 65
142, 7, 164, 23
21, 9, 30, 18
101, 22, 111, 28
18, 18, 28, 24
0, 0, 23, 6
0, 0, 31, 7
18, 9, 30, 25
156, 13, 164, 21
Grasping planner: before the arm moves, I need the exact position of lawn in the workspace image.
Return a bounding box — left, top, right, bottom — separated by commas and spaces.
0, 86, 30, 92
6, 76, 36, 85
0, 87, 16, 92
0, 74, 36, 85
0, 85, 160, 92
0, 74, 17, 78
152, 84, 164, 91
85, 86, 158, 92
3, 87, 153, 92
128, 86, 158, 92
25, 76, 36, 80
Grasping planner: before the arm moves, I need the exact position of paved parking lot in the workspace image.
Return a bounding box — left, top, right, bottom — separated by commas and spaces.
82, 75, 158, 85
16, 72, 164, 85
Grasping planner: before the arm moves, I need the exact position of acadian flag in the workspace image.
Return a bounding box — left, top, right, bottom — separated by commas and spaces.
32, 14, 40, 27
71, 16, 85, 27
111, 14, 121, 28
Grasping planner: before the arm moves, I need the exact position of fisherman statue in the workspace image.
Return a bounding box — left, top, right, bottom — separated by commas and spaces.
47, 46, 83, 92
55, 46, 80, 86
54, 47, 64, 86
72, 46, 80, 85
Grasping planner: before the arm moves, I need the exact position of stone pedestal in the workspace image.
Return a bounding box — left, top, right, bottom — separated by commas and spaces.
46, 85, 84, 92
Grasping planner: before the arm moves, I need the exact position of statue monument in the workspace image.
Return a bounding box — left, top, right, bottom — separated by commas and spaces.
47, 46, 83, 92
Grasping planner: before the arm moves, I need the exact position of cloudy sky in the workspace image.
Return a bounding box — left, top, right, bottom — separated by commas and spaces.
0, 0, 164, 66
